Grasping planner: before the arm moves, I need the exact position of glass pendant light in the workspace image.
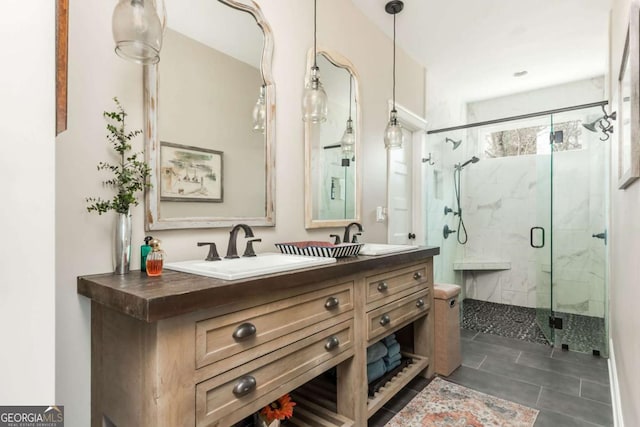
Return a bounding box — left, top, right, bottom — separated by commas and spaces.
340, 75, 355, 159
302, 0, 328, 123
113, 0, 165, 65
252, 85, 267, 133
383, 0, 405, 150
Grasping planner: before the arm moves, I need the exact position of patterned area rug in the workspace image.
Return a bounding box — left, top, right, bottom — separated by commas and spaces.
385, 377, 538, 427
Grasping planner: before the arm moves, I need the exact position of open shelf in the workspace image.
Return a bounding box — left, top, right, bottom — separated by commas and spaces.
292, 352, 429, 423
366, 353, 429, 418
287, 395, 354, 427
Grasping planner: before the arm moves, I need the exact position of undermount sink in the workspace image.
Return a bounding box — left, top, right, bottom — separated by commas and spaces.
358, 243, 419, 256
165, 252, 337, 280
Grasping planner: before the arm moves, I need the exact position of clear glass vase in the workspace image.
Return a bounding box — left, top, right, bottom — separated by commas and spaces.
114, 210, 132, 274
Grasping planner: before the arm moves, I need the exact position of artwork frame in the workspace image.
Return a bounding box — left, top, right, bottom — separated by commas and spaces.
160, 141, 223, 202
617, 0, 640, 190
56, 0, 68, 135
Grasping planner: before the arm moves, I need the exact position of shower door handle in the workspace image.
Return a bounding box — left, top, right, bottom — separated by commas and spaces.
530, 227, 545, 248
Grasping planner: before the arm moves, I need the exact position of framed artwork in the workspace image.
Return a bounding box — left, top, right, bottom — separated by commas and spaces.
618, 0, 640, 189
160, 142, 223, 202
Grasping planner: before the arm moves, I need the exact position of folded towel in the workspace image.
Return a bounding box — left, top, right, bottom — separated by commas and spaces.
383, 334, 397, 347
384, 358, 402, 372
383, 352, 402, 365
367, 358, 386, 383
386, 342, 401, 358
366, 342, 388, 364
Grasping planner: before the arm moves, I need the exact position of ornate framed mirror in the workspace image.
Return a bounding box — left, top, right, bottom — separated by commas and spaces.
304, 50, 362, 229
144, 0, 275, 230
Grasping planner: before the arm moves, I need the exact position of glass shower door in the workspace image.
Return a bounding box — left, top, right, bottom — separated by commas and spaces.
534, 120, 554, 343
548, 108, 609, 355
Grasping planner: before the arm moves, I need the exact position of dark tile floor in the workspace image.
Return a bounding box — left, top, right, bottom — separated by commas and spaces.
368, 329, 613, 427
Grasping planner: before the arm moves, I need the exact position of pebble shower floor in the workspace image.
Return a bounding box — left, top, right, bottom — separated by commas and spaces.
461, 299, 606, 354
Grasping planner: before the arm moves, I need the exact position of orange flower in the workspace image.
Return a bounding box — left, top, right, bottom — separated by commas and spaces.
260, 394, 296, 423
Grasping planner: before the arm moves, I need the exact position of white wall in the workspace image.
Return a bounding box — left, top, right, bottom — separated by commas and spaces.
467, 77, 605, 123
609, 0, 640, 424
55, 0, 425, 424
0, 1, 55, 404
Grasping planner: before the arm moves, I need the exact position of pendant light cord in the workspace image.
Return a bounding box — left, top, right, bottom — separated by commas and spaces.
392, 13, 396, 111
313, 0, 318, 69
348, 75, 352, 120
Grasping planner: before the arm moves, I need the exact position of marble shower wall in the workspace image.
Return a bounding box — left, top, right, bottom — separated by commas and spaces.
457, 139, 606, 317
552, 144, 607, 317
461, 153, 539, 308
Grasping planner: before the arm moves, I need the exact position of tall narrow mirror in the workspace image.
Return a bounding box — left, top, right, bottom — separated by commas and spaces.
144, 0, 275, 230
305, 50, 361, 229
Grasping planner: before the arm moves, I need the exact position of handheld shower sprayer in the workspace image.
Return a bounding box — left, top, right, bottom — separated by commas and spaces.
451, 155, 479, 245
455, 156, 480, 170
445, 137, 462, 150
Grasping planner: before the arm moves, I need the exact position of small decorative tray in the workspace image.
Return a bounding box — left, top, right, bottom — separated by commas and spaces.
275, 241, 363, 258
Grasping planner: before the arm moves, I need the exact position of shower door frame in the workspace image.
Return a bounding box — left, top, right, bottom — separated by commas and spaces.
533, 120, 555, 344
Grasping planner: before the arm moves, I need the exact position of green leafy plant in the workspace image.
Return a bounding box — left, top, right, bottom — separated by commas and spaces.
86, 97, 151, 215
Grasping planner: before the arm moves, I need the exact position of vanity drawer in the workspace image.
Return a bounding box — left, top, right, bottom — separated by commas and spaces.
195, 281, 353, 370
366, 289, 430, 342
195, 320, 353, 426
366, 263, 429, 308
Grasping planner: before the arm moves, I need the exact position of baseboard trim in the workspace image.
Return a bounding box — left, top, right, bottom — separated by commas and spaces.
608, 338, 624, 427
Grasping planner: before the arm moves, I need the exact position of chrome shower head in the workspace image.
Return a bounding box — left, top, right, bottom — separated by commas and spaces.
455, 156, 480, 170
445, 137, 462, 150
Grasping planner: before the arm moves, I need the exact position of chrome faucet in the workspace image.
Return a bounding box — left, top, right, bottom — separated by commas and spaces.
343, 222, 363, 244
225, 224, 255, 259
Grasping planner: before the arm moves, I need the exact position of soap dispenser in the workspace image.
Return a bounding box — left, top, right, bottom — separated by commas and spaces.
140, 235, 153, 273
145, 238, 165, 277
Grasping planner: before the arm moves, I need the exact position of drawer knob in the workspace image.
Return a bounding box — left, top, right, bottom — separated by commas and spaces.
325, 335, 340, 351
232, 375, 257, 397
377, 282, 388, 292
324, 296, 340, 310
232, 322, 257, 341
416, 298, 425, 308
379, 314, 391, 326
413, 272, 423, 280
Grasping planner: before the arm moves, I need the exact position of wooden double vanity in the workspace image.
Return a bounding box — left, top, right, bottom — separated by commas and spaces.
78, 247, 439, 427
